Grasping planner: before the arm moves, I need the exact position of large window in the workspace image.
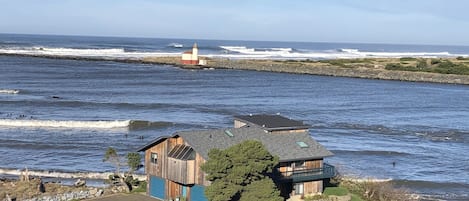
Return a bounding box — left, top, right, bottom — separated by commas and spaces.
294, 182, 304, 195
151, 152, 158, 164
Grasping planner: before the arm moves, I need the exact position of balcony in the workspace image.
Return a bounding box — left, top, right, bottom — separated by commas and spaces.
273, 163, 335, 183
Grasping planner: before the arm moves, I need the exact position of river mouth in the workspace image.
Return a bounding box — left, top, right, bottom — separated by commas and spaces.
1, 34, 469, 200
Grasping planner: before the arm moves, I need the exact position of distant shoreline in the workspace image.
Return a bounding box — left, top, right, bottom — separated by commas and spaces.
144, 56, 469, 85
3, 53, 469, 85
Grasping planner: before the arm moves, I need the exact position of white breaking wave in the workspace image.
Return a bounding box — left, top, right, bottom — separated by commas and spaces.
0, 119, 131, 129
220, 46, 293, 55
0, 168, 145, 180
215, 46, 466, 59
0, 89, 20, 94
0, 47, 179, 58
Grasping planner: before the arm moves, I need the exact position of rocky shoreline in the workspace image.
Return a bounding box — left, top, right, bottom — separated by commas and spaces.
142, 56, 469, 85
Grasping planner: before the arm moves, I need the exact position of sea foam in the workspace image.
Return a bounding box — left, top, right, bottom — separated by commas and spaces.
217, 46, 466, 59
0, 119, 131, 129
0, 47, 179, 58
0, 89, 20, 94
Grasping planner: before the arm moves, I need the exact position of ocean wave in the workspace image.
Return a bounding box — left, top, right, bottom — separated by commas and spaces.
330, 149, 410, 156
0, 89, 20, 94
0, 119, 173, 129
320, 122, 468, 142
2, 44, 467, 61
215, 46, 467, 59
220, 46, 293, 55
0, 46, 179, 58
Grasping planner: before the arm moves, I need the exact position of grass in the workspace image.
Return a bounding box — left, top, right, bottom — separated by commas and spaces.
323, 187, 349, 196
350, 194, 364, 201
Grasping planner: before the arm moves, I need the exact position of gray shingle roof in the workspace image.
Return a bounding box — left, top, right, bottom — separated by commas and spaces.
176, 127, 333, 162
234, 114, 311, 131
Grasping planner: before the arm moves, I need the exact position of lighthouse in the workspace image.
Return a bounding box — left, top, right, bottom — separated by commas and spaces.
181, 43, 199, 65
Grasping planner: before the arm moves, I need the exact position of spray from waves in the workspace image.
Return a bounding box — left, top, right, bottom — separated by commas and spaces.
216, 46, 467, 59
0, 119, 173, 129
0, 89, 20, 94
0, 46, 180, 58
0, 168, 145, 180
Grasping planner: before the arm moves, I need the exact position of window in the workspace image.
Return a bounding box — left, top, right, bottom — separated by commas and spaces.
293, 160, 305, 168
296, 141, 309, 148
151, 152, 158, 164
294, 182, 304, 195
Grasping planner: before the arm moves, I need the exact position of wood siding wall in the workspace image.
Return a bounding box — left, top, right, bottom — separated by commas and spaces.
167, 157, 195, 184
145, 136, 208, 186
304, 180, 323, 195
278, 159, 323, 174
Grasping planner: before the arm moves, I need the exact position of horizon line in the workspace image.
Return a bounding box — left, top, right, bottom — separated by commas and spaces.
1, 32, 468, 47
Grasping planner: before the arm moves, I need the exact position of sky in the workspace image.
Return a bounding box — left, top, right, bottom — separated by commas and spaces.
1, 0, 469, 45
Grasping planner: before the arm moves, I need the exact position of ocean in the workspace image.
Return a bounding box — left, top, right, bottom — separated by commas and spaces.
0, 34, 468, 200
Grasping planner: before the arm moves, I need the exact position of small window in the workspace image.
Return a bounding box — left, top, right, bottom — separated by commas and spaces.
296, 141, 309, 148
151, 152, 158, 164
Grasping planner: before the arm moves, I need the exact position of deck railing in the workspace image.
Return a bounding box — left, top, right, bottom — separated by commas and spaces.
272, 163, 335, 183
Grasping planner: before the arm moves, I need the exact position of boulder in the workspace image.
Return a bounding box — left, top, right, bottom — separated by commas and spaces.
73, 179, 86, 187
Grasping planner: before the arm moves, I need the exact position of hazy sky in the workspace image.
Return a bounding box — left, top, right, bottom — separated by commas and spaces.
1, 0, 469, 45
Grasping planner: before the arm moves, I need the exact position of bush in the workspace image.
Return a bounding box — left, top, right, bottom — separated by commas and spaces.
400, 57, 417, 62
430, 59, 441, 65
416, 59, 428, 69
340, 180, 417, 201
385, 63, 412, 71
131, 181, 147, 193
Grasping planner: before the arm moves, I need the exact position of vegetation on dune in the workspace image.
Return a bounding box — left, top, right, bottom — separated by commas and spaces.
400, 57, 418, 62
201, 140, 282, 201
386, 58, 469, 75
319, 59, 373, 67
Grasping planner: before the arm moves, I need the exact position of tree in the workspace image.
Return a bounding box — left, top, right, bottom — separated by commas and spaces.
240, 179, 283, 201
126, 152, 142, 174
103, 147, 122, 176
201, 140, 282, 201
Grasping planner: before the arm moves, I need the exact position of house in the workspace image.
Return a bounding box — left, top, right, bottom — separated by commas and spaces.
138, 115, 334, 201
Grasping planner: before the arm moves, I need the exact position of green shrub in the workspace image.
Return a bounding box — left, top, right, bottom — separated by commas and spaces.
430, 59, 441, 65
131, 181, 147, 193
400, 57, 417, 62
456, 56, 468, 60
416, 59, 428, 69
385, 63, 416, 71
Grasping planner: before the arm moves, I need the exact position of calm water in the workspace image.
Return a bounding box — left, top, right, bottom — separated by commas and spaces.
0, 34, 468, 200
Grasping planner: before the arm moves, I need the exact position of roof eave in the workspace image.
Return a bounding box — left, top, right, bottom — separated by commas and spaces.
136, 135, 171, 152
279, 154, 334, 163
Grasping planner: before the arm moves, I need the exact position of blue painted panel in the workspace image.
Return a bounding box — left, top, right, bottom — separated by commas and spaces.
190, 185, 208, 201
150, 176, 165, 199
182, 186, 187, 197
